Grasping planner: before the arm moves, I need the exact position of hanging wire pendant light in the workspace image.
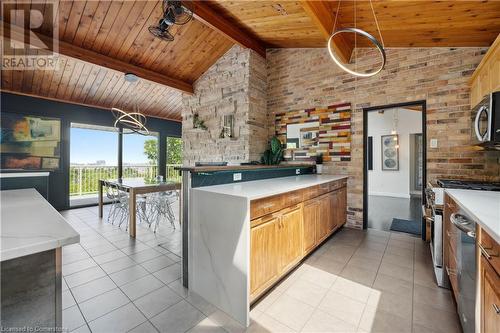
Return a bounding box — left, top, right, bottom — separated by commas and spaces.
328, 0, 386, 77
112, 73, 150, 135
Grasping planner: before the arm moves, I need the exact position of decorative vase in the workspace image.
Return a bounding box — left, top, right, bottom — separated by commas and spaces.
316, 164, 323, 174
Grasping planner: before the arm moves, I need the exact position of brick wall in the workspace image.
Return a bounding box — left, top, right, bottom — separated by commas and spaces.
182, 46, 267, 165
267, 47, 500, 228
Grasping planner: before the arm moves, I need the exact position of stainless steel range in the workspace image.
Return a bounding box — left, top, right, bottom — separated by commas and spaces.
425, 179, 500, 288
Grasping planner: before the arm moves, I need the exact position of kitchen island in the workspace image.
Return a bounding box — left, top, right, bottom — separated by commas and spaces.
1, 189, 80, 330
189, 174, 348, 326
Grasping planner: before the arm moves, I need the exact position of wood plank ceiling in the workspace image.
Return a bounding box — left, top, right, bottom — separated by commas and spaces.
206, 0, 500, 48
1, 0, 234, 121
1, 0, 500, 121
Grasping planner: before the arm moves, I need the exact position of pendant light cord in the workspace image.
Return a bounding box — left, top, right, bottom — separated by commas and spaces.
369, 0, 385, 47
332, 0, 341, 33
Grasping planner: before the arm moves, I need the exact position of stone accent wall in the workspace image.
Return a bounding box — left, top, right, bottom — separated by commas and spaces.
267, 47, 500, 228
182, 46, 267, 165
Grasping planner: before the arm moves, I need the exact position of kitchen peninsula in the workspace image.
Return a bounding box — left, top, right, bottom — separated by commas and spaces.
1, 189, 80, 329
188, 173, 348, 326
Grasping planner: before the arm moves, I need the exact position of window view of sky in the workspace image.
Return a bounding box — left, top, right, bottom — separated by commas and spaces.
70, 127, 157, 165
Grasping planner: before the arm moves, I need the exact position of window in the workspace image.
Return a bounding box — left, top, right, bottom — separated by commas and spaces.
122, 131, 159, 182
166, 136, 182, 181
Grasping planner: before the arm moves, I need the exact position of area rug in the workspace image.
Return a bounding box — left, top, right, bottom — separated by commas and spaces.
390, 218, 421, 236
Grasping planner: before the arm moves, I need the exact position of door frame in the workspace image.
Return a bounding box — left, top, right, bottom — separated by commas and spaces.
362, 100, 427, 239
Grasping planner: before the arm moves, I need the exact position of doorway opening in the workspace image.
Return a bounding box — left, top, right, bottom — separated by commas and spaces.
363, 101, 427, 239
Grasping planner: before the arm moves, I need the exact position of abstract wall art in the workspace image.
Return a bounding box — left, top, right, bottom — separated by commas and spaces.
0, 113, 61, 171
275, 103, 352, 162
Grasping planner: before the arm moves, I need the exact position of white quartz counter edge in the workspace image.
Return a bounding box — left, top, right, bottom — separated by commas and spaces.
192, 174, 348, 200
445, 189, 500, 244
1, 188, 80, 261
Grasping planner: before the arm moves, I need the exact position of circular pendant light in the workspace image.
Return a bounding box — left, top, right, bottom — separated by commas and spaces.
328, 0, 386, 78
328, 28, 386, 77
112, 73, 150, 135
112, 107, 149, 135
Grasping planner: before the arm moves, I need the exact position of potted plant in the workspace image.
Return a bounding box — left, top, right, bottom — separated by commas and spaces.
316, 153, 324, 174
261, 136, 284, 165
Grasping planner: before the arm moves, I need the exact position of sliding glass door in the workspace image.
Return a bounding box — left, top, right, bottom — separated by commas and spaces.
69, 123, 118, 207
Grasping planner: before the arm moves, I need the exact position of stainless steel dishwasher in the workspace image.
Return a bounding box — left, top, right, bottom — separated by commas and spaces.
450, 211, 477, 333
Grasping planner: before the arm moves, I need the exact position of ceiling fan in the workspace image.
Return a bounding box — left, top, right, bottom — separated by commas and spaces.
149, 0, 193, 42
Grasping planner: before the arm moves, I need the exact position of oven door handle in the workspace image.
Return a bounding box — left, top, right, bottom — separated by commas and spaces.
474, 105, 489, 142
450, 213, 476, 238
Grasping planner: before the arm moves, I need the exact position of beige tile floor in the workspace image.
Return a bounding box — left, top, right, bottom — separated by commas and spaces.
60, 204, 461, 333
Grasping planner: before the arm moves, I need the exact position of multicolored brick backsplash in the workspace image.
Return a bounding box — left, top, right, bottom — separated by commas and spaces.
267, 47, 500, 228
276, 103, 352, 162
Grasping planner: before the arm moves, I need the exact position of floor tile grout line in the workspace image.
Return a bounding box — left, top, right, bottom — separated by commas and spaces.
63, 208, 184, 333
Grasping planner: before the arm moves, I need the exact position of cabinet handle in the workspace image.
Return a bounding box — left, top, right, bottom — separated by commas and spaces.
289, 195, 301, 201
493, 304, 500, 315
479, 243, 499, 259
261, 203, 275, 209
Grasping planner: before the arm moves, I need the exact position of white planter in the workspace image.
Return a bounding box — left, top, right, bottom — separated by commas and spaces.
316, 164, 323, 174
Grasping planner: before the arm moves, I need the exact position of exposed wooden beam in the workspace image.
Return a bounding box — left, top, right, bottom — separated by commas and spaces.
300, 0, 353, 63
2, 22, 194, 94
183, 1, 266, 58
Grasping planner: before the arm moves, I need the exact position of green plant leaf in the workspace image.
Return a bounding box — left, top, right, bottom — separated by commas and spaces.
270, 137, 281, 154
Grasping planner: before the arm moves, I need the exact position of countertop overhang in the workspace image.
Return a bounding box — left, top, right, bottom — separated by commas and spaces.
1, 188, 80, 261
192, 174, 348, 200
445, 189, 500, 244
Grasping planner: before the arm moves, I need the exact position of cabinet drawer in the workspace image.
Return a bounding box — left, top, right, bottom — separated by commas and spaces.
329, 179, 347, 191
479, 228, 500, 276
283, 190, 303, 207
304, 186, 320, 200
318, 182, 330, 195
251, 195, 284, 220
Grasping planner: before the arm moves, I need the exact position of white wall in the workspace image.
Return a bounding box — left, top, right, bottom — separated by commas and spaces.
368, 108, 422, 198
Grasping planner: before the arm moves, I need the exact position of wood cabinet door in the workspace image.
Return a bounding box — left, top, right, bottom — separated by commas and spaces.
316, 195, 330, 243
250, 217, 279, 296
303, 199, 318, 254
489, 45, 500, 93
279, 206, 303, 273
337, 187, 347, 226
481, 255, 500, 333
328, 191, 338, 232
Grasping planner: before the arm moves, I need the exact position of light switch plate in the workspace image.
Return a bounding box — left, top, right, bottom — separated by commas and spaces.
233, 173, 242, 181
430, 139, 438, 148
296, 169, 300, 175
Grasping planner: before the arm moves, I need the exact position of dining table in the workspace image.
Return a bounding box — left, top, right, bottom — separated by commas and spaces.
98, 178, 181, 238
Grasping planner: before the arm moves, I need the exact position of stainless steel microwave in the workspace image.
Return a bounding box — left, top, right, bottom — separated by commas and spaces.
471, 91, 500, 149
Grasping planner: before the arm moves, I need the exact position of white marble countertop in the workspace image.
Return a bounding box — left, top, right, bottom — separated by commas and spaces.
1, 189, 80, 262
445, 189, 500, 244
0, 172, 49, 178
193, 174, 348, 200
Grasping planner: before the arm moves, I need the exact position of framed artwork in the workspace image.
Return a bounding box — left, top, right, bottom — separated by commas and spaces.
0, 113, 61, 171
381, 134, 399, 171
